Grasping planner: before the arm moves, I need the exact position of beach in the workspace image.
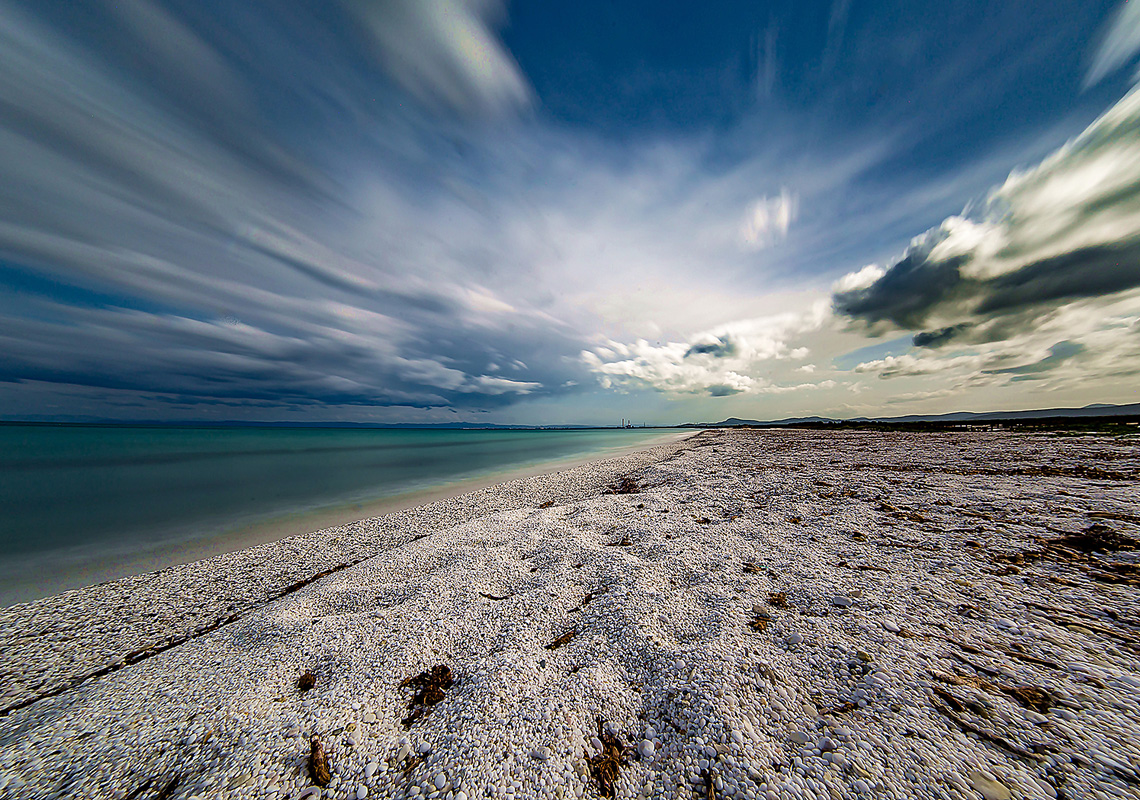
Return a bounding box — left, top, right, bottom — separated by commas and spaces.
0, 426, 687, 606
1, 428, 1138, 800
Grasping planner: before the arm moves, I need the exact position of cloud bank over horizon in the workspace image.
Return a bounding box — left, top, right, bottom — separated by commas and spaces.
831, 82, 1140, 394
0, 0, 1136, 424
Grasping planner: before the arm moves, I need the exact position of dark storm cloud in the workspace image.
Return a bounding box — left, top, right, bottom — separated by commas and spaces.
984, 340, 1085, 376
976, 240, 1140, 315
707, 384, 743, 397
833, 85, 1140, 344
833, 247, 969, 331
685, 337, 737, 358
912, 324, 969, 348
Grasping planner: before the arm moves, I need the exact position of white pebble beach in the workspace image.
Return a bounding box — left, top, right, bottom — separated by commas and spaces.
1, 428, 1138, 800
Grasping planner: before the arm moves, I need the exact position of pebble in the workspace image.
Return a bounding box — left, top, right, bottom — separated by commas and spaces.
831, 595, 853, 607
638, 739, 656, 758
531, 746, 550, 761
882, 619, 901, 633
785, 633, 804, 645
968, 772, 1012, 800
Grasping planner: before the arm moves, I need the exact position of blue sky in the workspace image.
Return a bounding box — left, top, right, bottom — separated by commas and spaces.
0, 0, 1138, 424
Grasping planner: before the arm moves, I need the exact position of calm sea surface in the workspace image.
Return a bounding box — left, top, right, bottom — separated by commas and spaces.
0, 425, 681, 605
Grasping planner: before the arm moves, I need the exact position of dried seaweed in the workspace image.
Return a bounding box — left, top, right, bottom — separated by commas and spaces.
297, 671, 316, 692
545, 629, 578, 650
746, 616, 769, 632
588, 719, 626, 798
309, 735, 331, 786
1002, 684, 1054, 714
604, 477, 641, 495
570, 587, 608, 611
1045, 523, 1138, 553
767, 591, 788, 609
400, 664, 453, 727
742, 562, 762, 574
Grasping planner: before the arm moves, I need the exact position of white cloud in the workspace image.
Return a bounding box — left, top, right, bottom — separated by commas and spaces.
349, 0, 531, 115
581, 301, 829, 396
832, 264, 884, 293
463, 375, 542, 395
835, 83, 1140, 335
1086, 0, 1140, 87
740, 188, 797, 249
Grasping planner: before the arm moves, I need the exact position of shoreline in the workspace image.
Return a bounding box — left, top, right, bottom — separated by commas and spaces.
0, 430, 693, 606
0, 431, 700, 712
1, 429, 1138, 800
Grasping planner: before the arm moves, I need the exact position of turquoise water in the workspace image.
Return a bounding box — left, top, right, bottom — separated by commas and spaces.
0, 424, 679, 605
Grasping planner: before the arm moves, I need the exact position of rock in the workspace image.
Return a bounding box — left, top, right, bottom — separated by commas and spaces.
531, 747, 550, 761
882, 619, 901, 633
362, 711, 377, 724
364, 762, 378, 778
638, 739, 655, 758
817, 737, 837, 752
790, 732, 810, 745
785, 633, 804, 645
228, 773, 252, 789
831, 596, 853, 607
416, 741, 432, 755
355, 787, 369, 799
968, 772, 1011, 800
434, 772, 447, 790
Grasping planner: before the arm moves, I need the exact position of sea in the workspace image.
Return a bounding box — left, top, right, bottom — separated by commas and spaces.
0, 424, 684, 606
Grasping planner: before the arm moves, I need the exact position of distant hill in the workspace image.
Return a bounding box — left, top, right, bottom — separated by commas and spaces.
680, 402, 1140, 428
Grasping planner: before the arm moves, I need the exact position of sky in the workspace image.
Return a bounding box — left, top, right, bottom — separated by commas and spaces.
0, 0, 1138, 426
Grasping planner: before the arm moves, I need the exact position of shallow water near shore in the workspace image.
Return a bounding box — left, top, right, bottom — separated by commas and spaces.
0, 424, 683, 605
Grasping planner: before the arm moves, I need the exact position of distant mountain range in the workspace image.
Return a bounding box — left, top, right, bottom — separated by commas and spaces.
680, 402, 1140, 428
